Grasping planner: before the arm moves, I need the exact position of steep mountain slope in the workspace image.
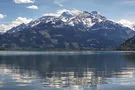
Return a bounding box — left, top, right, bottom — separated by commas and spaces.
90, 20, 134, 41
118, 36, 135, 50
0, 10, 135, 49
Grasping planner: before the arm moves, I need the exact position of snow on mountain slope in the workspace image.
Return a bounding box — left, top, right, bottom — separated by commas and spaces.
67, 11, 106, 28
2, 10, 135, 49
31, 10, 106, 28
6, 10, 132, 34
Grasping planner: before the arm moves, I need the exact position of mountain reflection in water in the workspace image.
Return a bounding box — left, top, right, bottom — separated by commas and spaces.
0, 51, 135, 90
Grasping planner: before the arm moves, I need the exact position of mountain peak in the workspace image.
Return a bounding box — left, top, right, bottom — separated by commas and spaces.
90, 11, 106, 21
91, 11, 101, 15
83, 11, 91, 14
60, 11, 73, 18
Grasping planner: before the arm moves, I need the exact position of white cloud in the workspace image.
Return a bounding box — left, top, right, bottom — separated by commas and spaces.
54, 0, 67, 7
13, 0, 35, 4
12, 17, 32, 25
44, 13, 60, 17
117, 19, 135, 29
0, 14, 6, 19
44, 9, 81, 17
121, 0, 135, 5
0, 17, 32, 33
26, 5, 38, 10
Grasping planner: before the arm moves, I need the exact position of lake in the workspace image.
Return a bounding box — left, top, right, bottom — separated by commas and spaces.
0, 51, 135, 90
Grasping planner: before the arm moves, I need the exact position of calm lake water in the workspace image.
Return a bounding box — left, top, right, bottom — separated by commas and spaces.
0, 51, 135, 90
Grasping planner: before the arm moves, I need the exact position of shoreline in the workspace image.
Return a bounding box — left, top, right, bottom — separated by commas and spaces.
3, 48, 115, 51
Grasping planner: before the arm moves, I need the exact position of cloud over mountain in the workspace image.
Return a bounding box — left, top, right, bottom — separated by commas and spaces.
0, 17, 32, 33
118, 19, 135, 30
44, 9, 81, 17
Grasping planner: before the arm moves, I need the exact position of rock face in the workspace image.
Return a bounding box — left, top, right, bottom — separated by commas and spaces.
0, 10, 135, 49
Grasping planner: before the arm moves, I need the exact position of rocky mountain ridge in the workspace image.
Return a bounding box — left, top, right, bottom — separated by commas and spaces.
0, 10, 134, 49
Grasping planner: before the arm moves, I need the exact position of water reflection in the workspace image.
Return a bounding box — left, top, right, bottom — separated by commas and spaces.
0, 51, 135, 90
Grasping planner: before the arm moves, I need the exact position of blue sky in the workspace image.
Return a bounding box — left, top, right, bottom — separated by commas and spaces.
1, 0, 135, 31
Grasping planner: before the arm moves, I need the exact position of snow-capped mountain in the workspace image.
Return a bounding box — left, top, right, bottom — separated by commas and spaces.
66, 11, 106, 28
1, 10, 135, 49
59, 11, 74, 22
7, 10, 107, 33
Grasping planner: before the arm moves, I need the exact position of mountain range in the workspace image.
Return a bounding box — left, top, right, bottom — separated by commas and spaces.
0, 10, 135, 49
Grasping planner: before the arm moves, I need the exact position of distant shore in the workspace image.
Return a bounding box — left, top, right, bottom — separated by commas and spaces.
1, 48, 116, 51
